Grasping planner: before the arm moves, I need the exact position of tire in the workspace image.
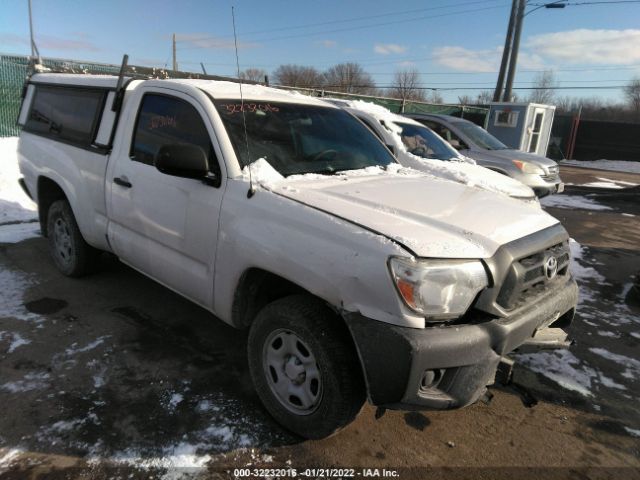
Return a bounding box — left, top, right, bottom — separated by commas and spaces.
248, 295, 366, 439
46, 200, 97, 277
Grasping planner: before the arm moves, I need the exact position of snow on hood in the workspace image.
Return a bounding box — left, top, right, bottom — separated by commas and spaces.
268, 172, 558, 259
343, 101, 536, 200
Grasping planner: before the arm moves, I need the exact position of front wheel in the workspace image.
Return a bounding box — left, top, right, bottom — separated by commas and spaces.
248, 295, 365, 439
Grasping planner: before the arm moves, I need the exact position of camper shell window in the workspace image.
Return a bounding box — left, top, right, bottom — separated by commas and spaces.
24, 84, 107, 148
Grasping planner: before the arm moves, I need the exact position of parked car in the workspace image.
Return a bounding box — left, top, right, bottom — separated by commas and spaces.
325, 99, 536, 201
405, 113, 563, 197
17, 72, 577, 439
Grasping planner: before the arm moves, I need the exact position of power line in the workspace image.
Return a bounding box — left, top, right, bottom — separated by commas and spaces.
176, 0, 508, 43
178, 4, 508, 50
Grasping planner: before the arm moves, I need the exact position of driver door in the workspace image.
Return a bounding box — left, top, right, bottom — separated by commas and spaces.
107, 89, 225, 308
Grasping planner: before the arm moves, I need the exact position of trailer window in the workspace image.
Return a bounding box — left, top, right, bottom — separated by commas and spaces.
25, 85, 105, 146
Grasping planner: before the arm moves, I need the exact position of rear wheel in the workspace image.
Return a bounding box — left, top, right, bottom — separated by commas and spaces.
248, 295, 365, 439
47, 200, 97, 277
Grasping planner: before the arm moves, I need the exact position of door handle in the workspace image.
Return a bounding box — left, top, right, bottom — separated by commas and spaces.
113, 177, 132, 188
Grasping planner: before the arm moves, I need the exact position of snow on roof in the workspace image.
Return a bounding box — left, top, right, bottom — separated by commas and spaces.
30, 74, 335, 106
30, 73, 122, 88
186, 80, 333, 105
334, 99, 423, 126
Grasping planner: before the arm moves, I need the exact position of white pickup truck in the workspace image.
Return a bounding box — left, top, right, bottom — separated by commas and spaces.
16, 70, 578, 439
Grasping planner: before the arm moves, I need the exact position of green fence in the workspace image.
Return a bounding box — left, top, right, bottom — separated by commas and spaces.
0, 54, 126, 137
283, 87, 489, 126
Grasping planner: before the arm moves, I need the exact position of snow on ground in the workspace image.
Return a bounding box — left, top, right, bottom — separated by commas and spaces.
515, 238, 638, 403
540, 193, 612, 211
561, 159, 640, 174
580, 176, 639, 189
0, 137, 39, 243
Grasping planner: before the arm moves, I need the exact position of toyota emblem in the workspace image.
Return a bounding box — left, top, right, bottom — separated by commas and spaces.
544, 256, 558, 280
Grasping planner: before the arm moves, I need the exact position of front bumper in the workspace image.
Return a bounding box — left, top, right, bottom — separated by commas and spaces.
344, 277, 578, 410
519, 172, 563, 197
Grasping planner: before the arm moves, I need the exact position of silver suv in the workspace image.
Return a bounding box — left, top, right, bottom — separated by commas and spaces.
406, 113, 563, 197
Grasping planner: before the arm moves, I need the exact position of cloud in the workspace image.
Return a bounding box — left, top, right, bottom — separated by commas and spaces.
431, 46, 500, 72
0, 32, 100, 52
374, 43, 407, 55
432, 45, 545, 72
177, 33, 259, 50
397, 60, 416, 67
315, 40, 337, 48
526, 29, 640, 65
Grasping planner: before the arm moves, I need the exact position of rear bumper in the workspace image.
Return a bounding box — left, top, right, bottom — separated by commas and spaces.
344, 277, 578, 410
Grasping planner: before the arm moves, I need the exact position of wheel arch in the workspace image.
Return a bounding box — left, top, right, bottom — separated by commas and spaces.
37, 176, 68, 237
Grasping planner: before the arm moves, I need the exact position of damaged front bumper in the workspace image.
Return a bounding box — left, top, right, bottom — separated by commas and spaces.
344, 277, 578, 410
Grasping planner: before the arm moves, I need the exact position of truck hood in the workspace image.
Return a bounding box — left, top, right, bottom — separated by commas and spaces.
272, 173, 559, 259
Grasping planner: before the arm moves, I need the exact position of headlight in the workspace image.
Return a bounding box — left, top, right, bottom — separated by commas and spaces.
512, 160, 544, 175
388, 257, 488, 320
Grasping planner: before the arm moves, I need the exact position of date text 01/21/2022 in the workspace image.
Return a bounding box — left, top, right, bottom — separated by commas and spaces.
232, 468, 400, 478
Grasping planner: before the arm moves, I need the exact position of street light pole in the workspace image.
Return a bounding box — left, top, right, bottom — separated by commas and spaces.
493, 0, 518, 102
502, 0, 567, 102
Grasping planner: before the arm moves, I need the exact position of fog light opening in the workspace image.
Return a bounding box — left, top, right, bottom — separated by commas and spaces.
420, 369, 444, 390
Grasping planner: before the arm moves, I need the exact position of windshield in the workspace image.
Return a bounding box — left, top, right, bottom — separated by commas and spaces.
454, 122, 509, 150
214, 100, 396, 176
392, 121, 462, 160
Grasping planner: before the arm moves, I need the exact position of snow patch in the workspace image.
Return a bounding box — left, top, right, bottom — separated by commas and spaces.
0, 372, 50, 393
516, 349, 596, 397
561, 159, 640, 174
65, 336, 110, 356
541, 194, 612, 211
0, 331, 31, 353
241, 158, 284, 186
589, 348, 640, 381
625, 427, 640, 437
0, 137, 38, 225
0, 448, 23, 473
0, 268, 43, 322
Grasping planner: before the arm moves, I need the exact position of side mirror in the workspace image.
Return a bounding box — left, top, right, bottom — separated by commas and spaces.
155, 144, 209, 179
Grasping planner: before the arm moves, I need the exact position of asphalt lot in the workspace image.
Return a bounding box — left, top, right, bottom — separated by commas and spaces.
0, 164, 639, 479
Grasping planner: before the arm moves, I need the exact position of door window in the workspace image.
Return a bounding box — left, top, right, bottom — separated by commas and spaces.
528, 112, 544, 153
131, 94, 220, 177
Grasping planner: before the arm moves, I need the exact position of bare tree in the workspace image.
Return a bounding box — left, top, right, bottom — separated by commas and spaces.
239, 68, 267, 83
388, 68, 425, 102
425, 90, 444, 104
624, 77, 640, 116
475, 90, 494, 105
323, 63, 376, 94
457, 94, 474, 105
529, 70, 557, 104
272, 65, 324, 88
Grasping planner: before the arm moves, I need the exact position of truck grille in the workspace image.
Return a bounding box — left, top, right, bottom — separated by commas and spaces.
496, 241, 570, 310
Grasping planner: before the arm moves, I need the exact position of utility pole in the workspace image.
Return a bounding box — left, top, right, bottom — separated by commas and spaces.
28, 0, 41, 62
503, 0, 525, 101
493, 0, 518, 102
172, 33, 178, 71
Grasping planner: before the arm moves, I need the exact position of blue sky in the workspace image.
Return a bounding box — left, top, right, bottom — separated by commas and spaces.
2, 0, 640, 103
